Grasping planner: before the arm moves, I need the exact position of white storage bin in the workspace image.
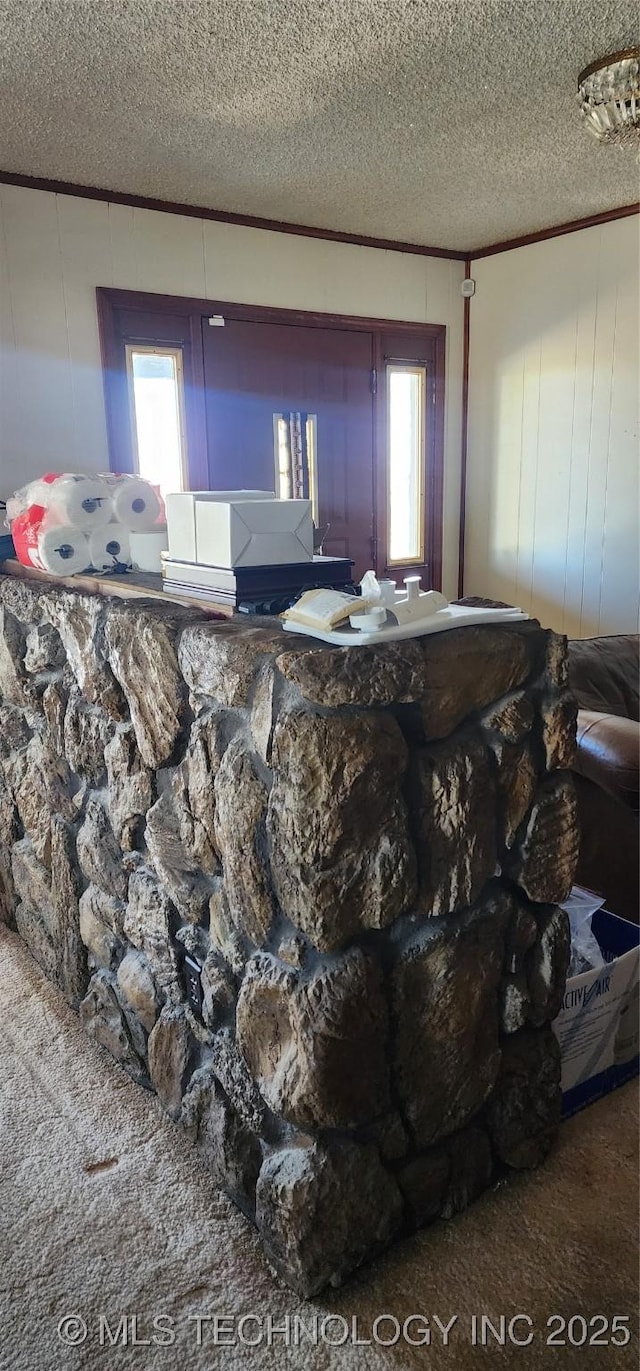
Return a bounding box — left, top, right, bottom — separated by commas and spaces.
165, 490, 274, 563
194, 497, 313, 569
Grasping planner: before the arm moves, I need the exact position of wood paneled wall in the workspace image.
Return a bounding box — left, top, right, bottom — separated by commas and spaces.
0, 184, 465, 597
465, 216, 639, 636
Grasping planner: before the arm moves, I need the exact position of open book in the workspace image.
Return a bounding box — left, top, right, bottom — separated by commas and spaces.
281, 588, 366, 632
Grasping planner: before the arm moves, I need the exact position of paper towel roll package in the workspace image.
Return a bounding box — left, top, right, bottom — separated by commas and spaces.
7, 471, 165, 576
88, 524, 132, 570
42, 474, 112, 529
11, 509, 91, 576
7, 474, 111, 529
36, 525, 92, 575
102, 475, 165, 530
11, 508, 48, 569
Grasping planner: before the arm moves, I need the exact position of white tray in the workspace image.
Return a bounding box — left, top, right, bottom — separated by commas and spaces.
281, 603, 528, 646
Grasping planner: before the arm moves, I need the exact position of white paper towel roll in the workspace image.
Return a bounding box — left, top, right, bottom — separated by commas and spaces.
103, 475, 164, 530
36, 526, 91, 576
130, 529, 168, 573
88, 524, 132, 570
7, 475, 111, 528
41, 475, 112, 529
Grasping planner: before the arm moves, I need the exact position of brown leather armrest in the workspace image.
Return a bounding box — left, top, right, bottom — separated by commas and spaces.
575, 710, 639, 812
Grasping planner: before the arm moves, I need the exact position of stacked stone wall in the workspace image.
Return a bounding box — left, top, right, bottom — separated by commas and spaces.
0, 573, 578, 1295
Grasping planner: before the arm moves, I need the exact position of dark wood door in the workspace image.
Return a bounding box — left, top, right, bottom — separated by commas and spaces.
201, 317, 375, 577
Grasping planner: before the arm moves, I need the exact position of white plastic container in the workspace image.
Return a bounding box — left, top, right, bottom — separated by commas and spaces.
195, 497, 313, 569
165, 491, 275, 563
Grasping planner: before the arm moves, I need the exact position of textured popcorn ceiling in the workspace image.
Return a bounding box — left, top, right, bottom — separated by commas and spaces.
0, 0, 638, 250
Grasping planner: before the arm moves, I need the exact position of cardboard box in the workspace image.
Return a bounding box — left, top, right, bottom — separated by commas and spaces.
553, 907, 639, 1117
165, 491, 275, 563
195, 497, 313, 569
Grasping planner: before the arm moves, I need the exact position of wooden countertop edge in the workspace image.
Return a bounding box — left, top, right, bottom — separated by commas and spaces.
0, 559, 234, 618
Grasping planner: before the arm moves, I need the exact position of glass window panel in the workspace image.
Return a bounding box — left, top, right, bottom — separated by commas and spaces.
273, 411, 319, 521
275, 416, 293, 501
387, 364, 426, 565
127, 346, 187, 502
305, 414, 319, 524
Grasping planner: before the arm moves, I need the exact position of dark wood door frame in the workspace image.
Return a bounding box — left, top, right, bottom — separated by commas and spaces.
96, 289, 210, 490
97, 287, 446, 589
372, 328, 443, 589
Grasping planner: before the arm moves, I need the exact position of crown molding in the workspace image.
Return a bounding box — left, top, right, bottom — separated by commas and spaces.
0, 170, 466, 261
469, 201, 640, 259
2, 170, 637, 264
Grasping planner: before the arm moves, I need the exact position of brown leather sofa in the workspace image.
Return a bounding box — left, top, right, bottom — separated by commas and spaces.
567, 635, 639, 923
458, 598, 639, 922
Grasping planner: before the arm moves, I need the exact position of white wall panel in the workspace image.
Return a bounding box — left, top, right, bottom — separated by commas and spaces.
599, 262, 639, 634
465, 216, 639, 636
127, 208, 207, 298
0, 187, 75, 492
0, 190, 19, 476
106, 201, 137, 284
57, 195, 114, 471
0, 184, 465, 596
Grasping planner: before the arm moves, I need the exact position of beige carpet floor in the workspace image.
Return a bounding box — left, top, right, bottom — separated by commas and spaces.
1, 924, 638, 1371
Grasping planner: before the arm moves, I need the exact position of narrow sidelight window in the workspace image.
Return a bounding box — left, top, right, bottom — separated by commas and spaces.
273, 411, 319, 521
386, 363, 426, 566
125, 345, 187, 500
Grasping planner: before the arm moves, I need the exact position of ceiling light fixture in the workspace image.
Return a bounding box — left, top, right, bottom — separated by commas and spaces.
577, 47, 640, 147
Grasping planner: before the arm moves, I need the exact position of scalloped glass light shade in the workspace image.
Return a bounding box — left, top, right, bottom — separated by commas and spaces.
577, 48, 640, 146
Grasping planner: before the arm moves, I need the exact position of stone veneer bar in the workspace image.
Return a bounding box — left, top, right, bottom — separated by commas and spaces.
0, 570, 579, 1296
